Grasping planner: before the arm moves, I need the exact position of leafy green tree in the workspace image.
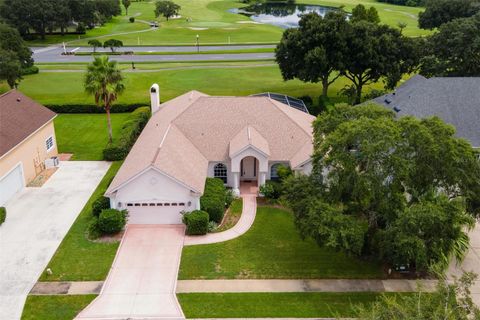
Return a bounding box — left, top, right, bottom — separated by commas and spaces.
420, 13, 480, 77
419, 0, 480, 30
122, 0, 131, 15
84, 56, 125, 142
0, 50, 22, 88
0, 24, 33, 68
88, 39, 103, 53
357, 273, 480, 319
342, 21, 419, 104
154, 0, 181, 21
275, 12, 349, 97
285, 104, 480, 272
351, 4, 381, 24
103, 39, 123, 53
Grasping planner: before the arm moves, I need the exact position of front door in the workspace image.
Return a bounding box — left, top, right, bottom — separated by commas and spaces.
241, 157, 257, 181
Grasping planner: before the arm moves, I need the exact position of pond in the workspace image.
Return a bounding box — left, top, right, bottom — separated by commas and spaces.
229, 2, 340, 29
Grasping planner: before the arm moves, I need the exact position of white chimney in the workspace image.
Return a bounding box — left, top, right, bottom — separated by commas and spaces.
150, 83, 160, 114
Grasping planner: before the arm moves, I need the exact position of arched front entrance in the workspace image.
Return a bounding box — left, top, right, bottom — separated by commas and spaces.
240, 156, 258, 182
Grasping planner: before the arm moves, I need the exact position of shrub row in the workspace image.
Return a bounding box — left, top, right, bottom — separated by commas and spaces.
89, 208, 127, 237
200, 178, 227, 223
22, 66, 39, 75
45, 104, 147, 114
103, 107, 151, 161
183, 210, 209, 235
92, 196, 110, 217
0, 207, 6, 225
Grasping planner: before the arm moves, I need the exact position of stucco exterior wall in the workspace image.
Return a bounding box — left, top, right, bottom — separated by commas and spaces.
0, 121, 57, 185
110, 168, 199, 211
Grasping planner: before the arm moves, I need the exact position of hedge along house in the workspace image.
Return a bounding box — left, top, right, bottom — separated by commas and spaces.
0, 90, 58, 206
105, 84, 315, 224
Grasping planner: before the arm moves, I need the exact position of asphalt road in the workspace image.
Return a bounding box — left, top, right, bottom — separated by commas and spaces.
32, 45, 276, 63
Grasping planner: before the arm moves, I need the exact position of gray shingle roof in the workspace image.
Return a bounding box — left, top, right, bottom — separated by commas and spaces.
371, 76, 480, 147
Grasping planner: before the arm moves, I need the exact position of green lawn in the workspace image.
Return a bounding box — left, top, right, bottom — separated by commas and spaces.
22, 295, 96, 320
178, 292, 403, 318
39, 162, 122, 281
27, 0, 428, 46
54, 113, 131, 160
179, 206, 383, 279
215, 198, 243, 232
18, 64, 387, 106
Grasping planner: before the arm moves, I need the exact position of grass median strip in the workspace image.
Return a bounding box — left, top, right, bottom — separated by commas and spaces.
74, 48, 274, 56
177, 292, 404, 318
22, 295, 97, 320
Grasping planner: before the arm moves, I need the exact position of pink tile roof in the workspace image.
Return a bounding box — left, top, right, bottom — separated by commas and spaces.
106, 91, 315, 195
229, 126, 270, 158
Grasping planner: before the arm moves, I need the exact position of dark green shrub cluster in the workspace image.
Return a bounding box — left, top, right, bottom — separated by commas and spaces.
260, 180, 283, 200
200, 178, 227, 223
21, 66, 39, 75
183, 210, 209, 235
92, 196, 110, 217
45, 103, 146, 114
98, 209, 127, 234
103, 107, 151, 160
0, 207, 6, 225
129, 17, 135, 23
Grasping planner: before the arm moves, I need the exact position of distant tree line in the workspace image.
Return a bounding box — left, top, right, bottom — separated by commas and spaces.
0, 0, 121, 39
377, 0, 424, 7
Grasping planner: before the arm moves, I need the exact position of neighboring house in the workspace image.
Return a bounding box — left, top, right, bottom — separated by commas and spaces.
371, 75, 480, 147
105, 84, 315, 224
0, 90, 58, 205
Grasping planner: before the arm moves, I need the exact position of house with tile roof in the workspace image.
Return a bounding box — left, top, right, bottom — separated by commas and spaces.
105, 84, 315, 224
0, 90, 58, 205
371, 75, 480, 147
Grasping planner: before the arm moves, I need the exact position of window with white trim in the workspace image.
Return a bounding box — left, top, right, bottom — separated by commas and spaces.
271, 163, 282, 181
214, 163, 228, 183
46, 136, 54, 151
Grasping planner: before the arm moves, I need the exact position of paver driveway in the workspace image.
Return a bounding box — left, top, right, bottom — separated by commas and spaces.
0, 161, 111, 320
76, 225, 185, 320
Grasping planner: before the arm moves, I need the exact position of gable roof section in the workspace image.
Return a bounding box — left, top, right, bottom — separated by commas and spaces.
229, 126, 270, 158
0, 90, 56, 158
372, 76, 480, 147
107, 90, 316, 195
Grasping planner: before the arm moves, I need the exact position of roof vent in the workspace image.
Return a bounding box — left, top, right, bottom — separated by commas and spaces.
16, 98, 21, 102
393, 106, 401, 113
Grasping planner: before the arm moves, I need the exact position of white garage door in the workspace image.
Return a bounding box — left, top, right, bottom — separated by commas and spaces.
126, 202, 185, 224
0, 164, 24, 206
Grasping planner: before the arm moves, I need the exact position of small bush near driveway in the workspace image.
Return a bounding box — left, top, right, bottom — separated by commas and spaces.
0, 207, 6, 225
98, 209, 127, 234
183, 210, 209, 235
201, 178, 227, 223
92, 196, 110, 217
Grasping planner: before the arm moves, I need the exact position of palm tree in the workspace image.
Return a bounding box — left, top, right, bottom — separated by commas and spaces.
84, 56, 125, 143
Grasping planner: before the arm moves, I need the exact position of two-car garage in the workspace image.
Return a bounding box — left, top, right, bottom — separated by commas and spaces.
125, 202, 186, 225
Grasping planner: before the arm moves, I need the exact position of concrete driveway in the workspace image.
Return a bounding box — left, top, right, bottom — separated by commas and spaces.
76, 225, 185, 320
0, 161, 111, 320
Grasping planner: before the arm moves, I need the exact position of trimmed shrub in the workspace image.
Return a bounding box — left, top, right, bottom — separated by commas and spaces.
22, 66, 39, 75
129, 17, 135, 23
183, 210, 209, 235
98, 209, 127, 234
260, 180, 283, 200
200, 178, 227, 223
0, 207, 6, 225
92, 196, 110, 217
103, 106, 151, 161
225, 189, 236, 208
44, 103, 146, 113
87, 217, 101, 239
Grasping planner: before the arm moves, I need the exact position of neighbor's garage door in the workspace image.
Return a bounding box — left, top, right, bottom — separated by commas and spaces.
0, 164, 24, 206
126, 202, 185, 224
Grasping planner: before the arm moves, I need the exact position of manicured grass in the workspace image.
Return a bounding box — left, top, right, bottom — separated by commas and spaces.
54, 113, 131, 160
178, 292, 401, 318
215, 198, 243, 232
74, 47, 274, 55
18, 65, 386, 105
39, 162, 122, 281
26, 0, 428, 46
179, 206, 383, 279
21, 295, 96, 320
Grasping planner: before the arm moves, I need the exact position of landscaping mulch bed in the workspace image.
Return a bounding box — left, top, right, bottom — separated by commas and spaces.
27, 168, 58, 187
